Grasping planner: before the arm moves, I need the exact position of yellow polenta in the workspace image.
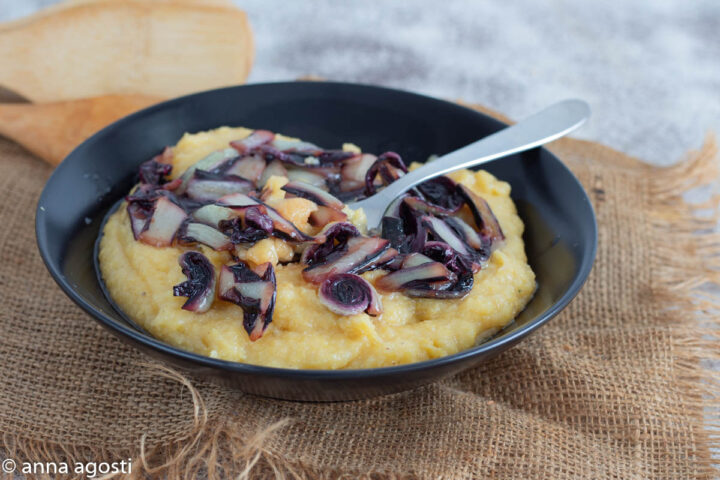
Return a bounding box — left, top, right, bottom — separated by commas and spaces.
99, 127, 535, 369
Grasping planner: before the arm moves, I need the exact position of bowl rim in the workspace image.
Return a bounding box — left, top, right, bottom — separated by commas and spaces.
35, 80, 598, 379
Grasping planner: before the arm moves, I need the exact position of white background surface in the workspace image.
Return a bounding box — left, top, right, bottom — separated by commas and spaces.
1, 0, 719, 165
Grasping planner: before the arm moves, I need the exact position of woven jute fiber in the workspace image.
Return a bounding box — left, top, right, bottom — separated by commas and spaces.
1, 103, 719, 479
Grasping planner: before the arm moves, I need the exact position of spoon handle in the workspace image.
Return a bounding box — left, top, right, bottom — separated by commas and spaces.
351, 99, 591, 228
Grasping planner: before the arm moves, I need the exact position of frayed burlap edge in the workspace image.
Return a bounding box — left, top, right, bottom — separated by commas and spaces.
3, 131, 720, 479
646, 135, 720, 480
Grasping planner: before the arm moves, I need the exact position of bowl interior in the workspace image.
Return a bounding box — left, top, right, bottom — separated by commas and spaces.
37, 82, 596, 374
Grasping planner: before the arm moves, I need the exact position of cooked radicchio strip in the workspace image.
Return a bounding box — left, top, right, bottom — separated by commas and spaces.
309, 205, 348, 228
177, 148, 239, 194
127, 201, 152, 240
416, 176, 464, 213
256, 142, 355, 168
444, 216, 485, 252
220, 218, 267, 244
264, 205, 314, 242
371, 247, 402, 271
378, 196, 424, 253
375, 242, 476, 299
302, 236, 390, 284
340, 153, 376, 192
230, 130, 275, 154
192, 204, 237, 227
380, 216, 406, 252
316, 150, 357, 165
272, 137, 320, 151
138, 152, 173, 186
220, 154, 266, 184
318, 273, 382, 316
258, 160, 288, 187
385, 194, 409, 218
245, 206, 274, 233
364, 152, 408, 196
126, 186, 159, 240
178, 222, 233, 251
375, 260, 454, 293
216, 192, 261, 208
285, 168, 328, 187
422, 241, 476, 274
216, 192, 311, 241
217, 193, 314, 242
399, 201, 427, 253
401, 252, 435, 268
281, 181, 344, 210
403, 196, 458, 216
219, 206, 274, 244
185, 170, 255, 201
218, 261, 276, 341
301, 222, 360, 266
136, 196, 188, 247
172, 251, 216, 312
415, 241, 475, 298
253, 145, 321, 169
421, 215, 473, 257
457, 184, 505, 250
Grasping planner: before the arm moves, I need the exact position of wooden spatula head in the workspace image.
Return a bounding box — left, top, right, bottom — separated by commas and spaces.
0, 1, 253, 102
0, 95, 163, 165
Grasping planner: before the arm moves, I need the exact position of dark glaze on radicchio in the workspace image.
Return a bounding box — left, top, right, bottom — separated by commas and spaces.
124, 129, 505, 340
218, 261, 276, 341
319, 273, 382, 316
173, 251, 216, 313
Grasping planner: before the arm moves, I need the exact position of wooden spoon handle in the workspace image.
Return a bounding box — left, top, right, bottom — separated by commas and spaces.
0, 94, 162, 166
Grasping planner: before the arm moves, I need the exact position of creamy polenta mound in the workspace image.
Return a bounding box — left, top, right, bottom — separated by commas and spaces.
99, 127, 535, 369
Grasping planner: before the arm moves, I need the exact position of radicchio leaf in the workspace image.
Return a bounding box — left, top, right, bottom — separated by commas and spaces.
281, 181, 344, 210
301, 222, 360, 266
173, 251, 216, 313
219, 154, 266, 184
364, 152, 408, 196
230, 130, 275, 154
456, 184, 505, 251
137, 196, 188, 247
318, 273, 383, 316
176, 148, 239, 194
415, 176, 464, 213
185, 170, 255, 202
258, 160, 288, 187
218, 261, 276, 341
138, 158, 172, 186
340, 153, 376, 192
375, 261, 454, 293
309, 205, 348, 228
219, 206, 274, 244
218, 193, 313, 242
302, 236, 390, 284
177, 222, 233, 251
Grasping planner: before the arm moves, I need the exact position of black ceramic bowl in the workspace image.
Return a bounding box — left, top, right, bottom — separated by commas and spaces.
36, 82, 596, 401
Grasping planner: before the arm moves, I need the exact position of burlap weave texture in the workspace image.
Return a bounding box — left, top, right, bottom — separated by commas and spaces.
0, 105, 718, 479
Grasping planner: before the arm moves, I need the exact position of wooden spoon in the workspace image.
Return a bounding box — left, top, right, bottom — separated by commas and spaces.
0, 0, 253, 102
0, 94, 162, 165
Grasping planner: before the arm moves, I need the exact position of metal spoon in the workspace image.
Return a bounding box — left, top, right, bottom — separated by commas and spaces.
347, 99, 591, 230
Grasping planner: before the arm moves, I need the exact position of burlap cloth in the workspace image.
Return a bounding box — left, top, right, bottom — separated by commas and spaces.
1, 103, 719, 479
